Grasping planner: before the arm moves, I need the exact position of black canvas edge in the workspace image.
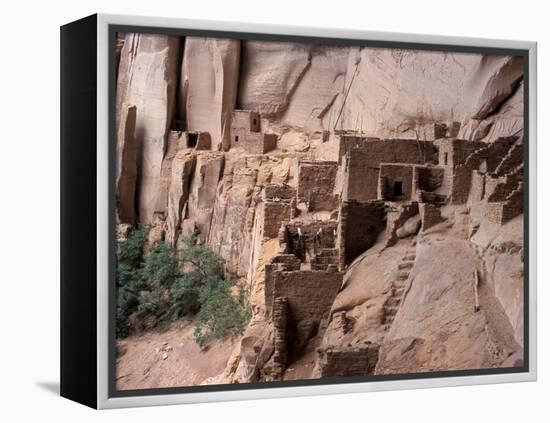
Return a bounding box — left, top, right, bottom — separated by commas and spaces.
60, 13, 98, 409
105, 23, 531, 400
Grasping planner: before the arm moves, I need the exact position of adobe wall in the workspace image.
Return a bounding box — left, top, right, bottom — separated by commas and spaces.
311, 248, 340, 271
338, 135, 377, 163
486, 186, 523, 225
272, 269, 343, 325
284, 220, 338, 262
265, 254, 301, 312
271, 297, 288, 378
297, 161, 339, 210
494, 140, 523, 176
419, 203, 445, 231
414, 165, 445, 192
265, 183, 296, 200
449, 137, 516, 204
244, 133, 277, 154
316, 345, 380, 378
378, 163, 414, 201
193, 132, 212, 150
344, 139, 434, 202
263, 200, 293, 239
231, 109, 260, 144
468, 170, 486, 203
437, 138, 485, 168
339, 200, 386, 266
385, 201, 419, 248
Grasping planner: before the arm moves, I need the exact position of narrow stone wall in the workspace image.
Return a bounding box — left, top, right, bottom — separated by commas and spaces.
344, 139, 434, 202
419, 203, 445, 231
468, 170, 486, 203
385, 202, 419, 247
316, 344, 380, 378
271, 297, 288, 378
486, 185, 523, 225
297, 161, 339, 210
311, 248, 340, 271
450, 137, 516, 204
231, 110, 261, 144
264, 183, 296, 200
284, 220, 338, 263
378, 163, 414, 201
263, 201, 293, 239
339, 201, 386, 265
272, 269, 343, 325
244, 133, 277, 154
265, 254, 301, 312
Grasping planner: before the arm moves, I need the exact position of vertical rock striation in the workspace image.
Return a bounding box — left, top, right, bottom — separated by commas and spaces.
117, 33, 180, 223
116, 103, 137, 224
179, 38, 240, 151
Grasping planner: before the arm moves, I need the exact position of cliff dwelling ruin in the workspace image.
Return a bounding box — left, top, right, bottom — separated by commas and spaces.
114, 31, 526, 389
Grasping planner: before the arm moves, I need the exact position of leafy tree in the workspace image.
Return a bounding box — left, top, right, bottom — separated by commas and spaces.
193, 278, 251, 346
116, 228, 251, 344
115, 225, 149, 336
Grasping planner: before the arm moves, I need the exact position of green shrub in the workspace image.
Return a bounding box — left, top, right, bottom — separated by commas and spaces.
116, 228, 251, 344
141, 242, 179, 287
193, 278, 251, 347
117, 225, 149, 267
116, 226, 149, 336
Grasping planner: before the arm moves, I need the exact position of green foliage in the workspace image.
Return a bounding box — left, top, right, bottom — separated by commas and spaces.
116, 226, 149, 336
117, 225, 149, 267
116, 228, 251, 344
193, 278, 251, 347
141, 242, 179, 287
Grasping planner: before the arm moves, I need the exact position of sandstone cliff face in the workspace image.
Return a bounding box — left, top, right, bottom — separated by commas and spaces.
117, 34, 180, 223
116, 103, 137, 224
116, 33, 525, 385
179, 38, 240, 151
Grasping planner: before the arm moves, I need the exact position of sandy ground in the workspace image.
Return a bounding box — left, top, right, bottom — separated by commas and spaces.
116, 318, 238, 390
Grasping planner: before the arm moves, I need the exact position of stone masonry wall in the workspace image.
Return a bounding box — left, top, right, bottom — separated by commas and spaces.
272, 269, 343, 324
486, 186, 523, 225
339, 200, 386, 265
244, 133, 278, 154
271, 296, 288, 378
385, 201, 419, 248
231, 109, 261, 144
265, 183, 296, 200
415, 165, 445, 192
419, 203, 445, 231
263, 200, 293, 239
265, 254, 301, 313
468, 170, 486, 203
284, 220, 338, 263
344, 139, 433, 202
297, 161, 339, 210
378, 163, 414, 201
450, 137, 516, 204
316, 344, 380, 378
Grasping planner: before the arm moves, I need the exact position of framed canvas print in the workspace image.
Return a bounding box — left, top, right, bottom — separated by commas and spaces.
60, 14, 537, 409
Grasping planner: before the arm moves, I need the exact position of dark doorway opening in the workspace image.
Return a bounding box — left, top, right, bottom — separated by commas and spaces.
443, 152, 448, 165
393, 181, 403, 197
235, 135, 239, 143
188, 132, 198, 148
